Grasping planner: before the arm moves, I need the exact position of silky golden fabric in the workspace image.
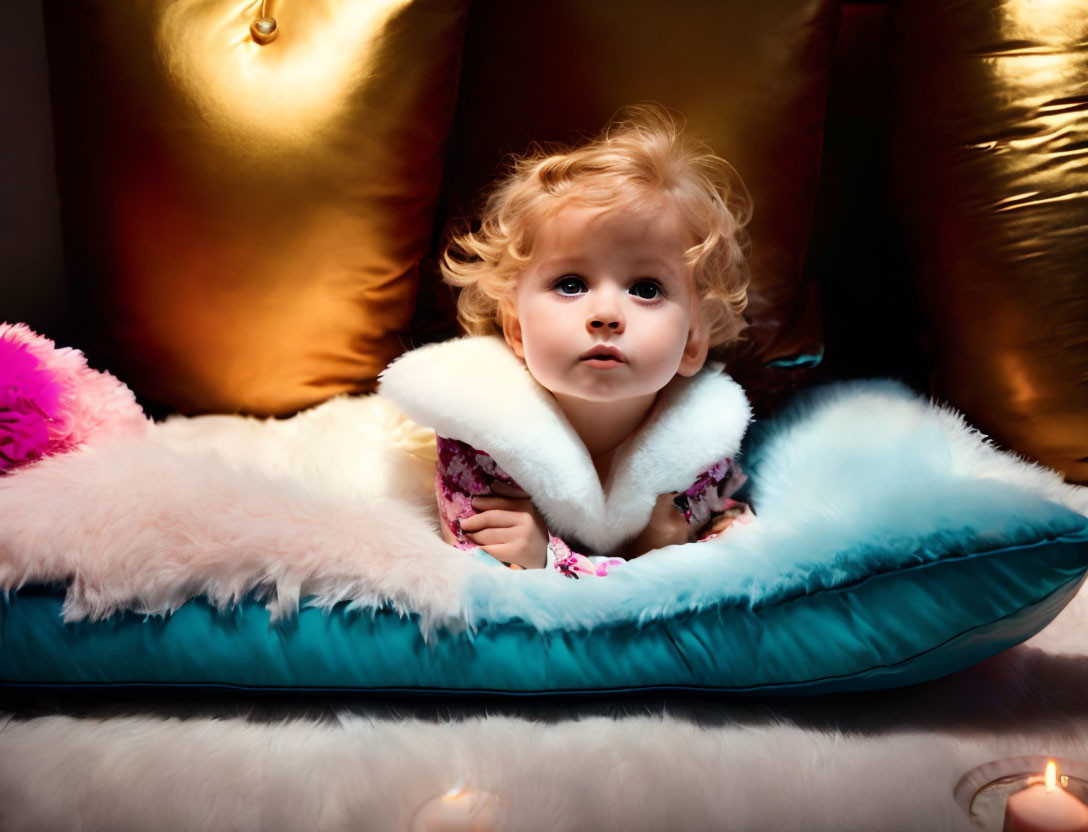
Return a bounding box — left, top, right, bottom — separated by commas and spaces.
423, 0, 840, 413
44, 0, 468, 415
890, 0, 1088, 483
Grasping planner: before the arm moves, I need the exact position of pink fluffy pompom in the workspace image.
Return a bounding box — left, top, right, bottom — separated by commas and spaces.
0, 323, 149, 473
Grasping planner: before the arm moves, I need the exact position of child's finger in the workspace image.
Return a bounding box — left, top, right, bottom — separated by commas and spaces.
464, 527, 510, 546
459, 509, 520, 531
700, 507, 753, 540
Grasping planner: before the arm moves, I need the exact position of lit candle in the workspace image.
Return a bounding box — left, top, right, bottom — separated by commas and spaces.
1004, 760, 1088, 832
409, 779, 500, 832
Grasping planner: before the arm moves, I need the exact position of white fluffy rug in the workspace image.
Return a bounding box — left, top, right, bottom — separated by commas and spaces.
1, 712, 1074, 832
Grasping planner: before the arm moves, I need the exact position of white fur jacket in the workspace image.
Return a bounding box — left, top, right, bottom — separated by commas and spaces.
377, 336, 754, 575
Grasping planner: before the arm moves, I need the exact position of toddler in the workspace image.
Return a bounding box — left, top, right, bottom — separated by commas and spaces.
379, 103, 755, 577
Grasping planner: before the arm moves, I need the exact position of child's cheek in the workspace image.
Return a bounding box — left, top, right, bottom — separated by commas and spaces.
519, 305, 573, 383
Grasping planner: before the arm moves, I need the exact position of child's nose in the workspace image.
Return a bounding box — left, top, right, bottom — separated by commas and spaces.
587, 314, 624, 333
586, 283, 625, 333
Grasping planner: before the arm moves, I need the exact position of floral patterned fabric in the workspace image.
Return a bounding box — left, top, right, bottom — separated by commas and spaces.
435, 435, 754, 578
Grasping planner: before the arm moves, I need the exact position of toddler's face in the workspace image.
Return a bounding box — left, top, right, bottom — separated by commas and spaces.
504, 196, 707, 404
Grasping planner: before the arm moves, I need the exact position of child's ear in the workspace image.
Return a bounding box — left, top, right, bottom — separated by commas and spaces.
501, 301, 525, 359
677, 319, 710, 377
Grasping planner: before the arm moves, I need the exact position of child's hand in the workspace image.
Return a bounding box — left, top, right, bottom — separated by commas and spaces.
461, 482, 549, 569
630, 492, 693, 557
699, 504, 756, 541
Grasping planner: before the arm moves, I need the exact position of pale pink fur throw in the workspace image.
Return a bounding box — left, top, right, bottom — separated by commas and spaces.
0, 396, 482, 637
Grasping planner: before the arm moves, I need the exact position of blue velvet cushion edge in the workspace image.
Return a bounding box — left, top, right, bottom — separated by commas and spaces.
3, 524, 1087, 697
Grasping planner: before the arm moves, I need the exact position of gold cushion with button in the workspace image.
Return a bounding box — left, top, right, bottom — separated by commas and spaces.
44, 0, 469, 415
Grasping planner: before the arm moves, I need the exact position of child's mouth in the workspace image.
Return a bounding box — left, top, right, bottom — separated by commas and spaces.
580, 356, 624, 368
580, 347, 625, 363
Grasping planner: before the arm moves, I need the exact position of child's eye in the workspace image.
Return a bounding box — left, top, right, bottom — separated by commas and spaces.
554, 276, 587, 296
629, 280, 662, 300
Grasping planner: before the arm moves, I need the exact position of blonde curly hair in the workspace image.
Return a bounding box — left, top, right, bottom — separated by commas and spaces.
440, 103, 752, 348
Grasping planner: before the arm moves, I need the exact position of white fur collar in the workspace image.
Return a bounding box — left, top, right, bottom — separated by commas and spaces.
377, 335, 752, 555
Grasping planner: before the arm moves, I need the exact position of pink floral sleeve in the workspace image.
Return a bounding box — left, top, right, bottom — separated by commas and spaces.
673, 458, 755, 541
434, 435, 522, 552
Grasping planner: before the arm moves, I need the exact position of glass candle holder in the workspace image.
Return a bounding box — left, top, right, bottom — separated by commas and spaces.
954, 756, 1088, 830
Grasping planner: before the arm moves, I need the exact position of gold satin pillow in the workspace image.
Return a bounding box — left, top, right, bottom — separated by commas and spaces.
889, 0, 1088, 482
421, 0, 840, 413
44, 0, 468, 415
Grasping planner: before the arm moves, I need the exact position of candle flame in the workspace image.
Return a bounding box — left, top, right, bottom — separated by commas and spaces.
1046, 760, 1058, 792
443, 777, 467, 801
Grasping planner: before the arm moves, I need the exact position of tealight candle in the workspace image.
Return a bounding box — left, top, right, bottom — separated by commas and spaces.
409, 780, 500, 832
1004, 761, 1088, 832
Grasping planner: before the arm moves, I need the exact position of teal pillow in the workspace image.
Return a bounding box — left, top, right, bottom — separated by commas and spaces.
2, 380, 1087, 695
